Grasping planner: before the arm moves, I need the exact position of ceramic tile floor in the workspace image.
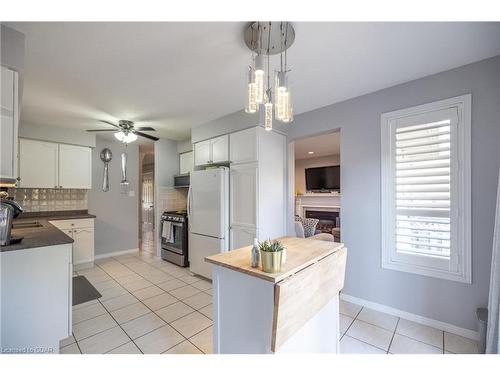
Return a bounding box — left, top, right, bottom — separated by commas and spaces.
61, 251, 213, 354
61, 251, 479, 354
339, 300, 479, 354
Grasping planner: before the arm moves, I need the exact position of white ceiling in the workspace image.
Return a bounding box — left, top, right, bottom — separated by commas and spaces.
6, 22, 500, 141
294, 131, 340, 160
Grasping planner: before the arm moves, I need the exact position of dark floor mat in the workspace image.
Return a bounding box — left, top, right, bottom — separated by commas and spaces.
73, 275, 102, 306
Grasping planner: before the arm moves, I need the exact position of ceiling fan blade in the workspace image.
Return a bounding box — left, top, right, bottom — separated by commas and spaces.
134, 127, 156, 131
99, 120, 120, 128
134, 131, 159, 141
86, 129, 117, 132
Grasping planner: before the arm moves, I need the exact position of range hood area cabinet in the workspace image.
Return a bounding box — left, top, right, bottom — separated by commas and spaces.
19, 138, 92, 189
194, 134, 229, 166
0, 66, 20, 185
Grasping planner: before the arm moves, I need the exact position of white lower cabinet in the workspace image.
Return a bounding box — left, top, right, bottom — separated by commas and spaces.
49, 218, 95, 269
230, 225, 257, 250
0, 243, 72, 353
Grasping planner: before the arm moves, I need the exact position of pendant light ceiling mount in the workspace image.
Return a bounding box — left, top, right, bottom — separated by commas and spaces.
243, 22, 295, 55
244, 22, 295, 128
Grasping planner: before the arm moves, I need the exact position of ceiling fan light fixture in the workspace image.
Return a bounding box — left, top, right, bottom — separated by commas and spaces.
114, 131, 137, 143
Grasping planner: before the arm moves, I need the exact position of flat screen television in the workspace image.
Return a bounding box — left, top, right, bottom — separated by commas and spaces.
305, 166, 340, 192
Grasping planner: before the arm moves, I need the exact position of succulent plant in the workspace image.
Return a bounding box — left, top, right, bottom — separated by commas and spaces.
259, 239, 284, 253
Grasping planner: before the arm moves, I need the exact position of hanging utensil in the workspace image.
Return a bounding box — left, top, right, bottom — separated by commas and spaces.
100, 148, 112, 192
120, 151, 129, 194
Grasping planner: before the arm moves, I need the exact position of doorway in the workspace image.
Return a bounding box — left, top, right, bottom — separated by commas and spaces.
288, 129, 342, 242
139, 146, 155, 254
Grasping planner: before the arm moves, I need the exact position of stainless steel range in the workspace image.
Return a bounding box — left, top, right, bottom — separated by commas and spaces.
160, 210, 188, 267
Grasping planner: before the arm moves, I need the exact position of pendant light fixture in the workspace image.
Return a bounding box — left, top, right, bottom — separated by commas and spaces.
243, 22, 295, 130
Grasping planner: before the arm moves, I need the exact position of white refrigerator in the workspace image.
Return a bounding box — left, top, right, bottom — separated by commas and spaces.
188, 167, 229, 279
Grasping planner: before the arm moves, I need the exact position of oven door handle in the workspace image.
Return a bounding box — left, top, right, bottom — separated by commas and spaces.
187, 185, 192, 231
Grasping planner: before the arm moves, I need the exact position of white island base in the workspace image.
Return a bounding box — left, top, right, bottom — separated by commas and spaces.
207, 237, 347, 354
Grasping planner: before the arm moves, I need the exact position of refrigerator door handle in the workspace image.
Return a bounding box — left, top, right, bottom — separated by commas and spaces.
187, 185, 192, 231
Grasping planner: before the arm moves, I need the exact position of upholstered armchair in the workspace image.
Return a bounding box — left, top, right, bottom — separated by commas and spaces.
294, 216, 335, 242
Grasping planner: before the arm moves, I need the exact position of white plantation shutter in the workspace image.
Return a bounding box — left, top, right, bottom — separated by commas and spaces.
381, 96, 471, 283
395, 113, 455, 259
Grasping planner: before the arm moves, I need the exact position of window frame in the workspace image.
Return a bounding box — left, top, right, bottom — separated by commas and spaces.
381, 95, 471, 283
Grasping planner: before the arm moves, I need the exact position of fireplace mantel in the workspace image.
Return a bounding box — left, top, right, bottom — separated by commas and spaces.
295, 194, 341, 218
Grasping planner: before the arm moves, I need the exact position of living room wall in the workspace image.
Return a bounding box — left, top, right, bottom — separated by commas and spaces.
295, 155, 340, 195
288, 55, 500, 332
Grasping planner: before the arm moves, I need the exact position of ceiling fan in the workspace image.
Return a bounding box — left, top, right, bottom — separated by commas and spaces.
86, 120, 160, 143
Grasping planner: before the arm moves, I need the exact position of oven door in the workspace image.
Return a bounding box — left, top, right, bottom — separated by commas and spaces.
161, 221, 185, 255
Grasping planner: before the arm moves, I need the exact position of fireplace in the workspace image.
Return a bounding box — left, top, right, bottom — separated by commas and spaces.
305, 210, 339, 233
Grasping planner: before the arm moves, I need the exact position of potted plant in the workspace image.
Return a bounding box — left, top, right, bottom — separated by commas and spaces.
259, 239, 285, 273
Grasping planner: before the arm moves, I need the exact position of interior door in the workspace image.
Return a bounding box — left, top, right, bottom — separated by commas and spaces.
141, 172, 154, 227
19, 139, 59, 188
190, 168, 226, 238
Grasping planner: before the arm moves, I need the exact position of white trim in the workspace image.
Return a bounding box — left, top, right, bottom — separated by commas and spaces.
381, 94, 472, 283
340, 293, 478, 341
94, 248, 139, 260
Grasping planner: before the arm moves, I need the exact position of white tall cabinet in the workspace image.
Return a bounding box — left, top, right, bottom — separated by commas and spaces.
229, 127, 286, 249
19, 138, 92, 189
0, 66, 19, 184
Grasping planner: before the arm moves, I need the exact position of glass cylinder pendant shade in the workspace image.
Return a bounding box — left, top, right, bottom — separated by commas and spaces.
245, 66, 258, 114
275, 71, 292, 122
254, 54, 265, 104
264, 91, 273, 131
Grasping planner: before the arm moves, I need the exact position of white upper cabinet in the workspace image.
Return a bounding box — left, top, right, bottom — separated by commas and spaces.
59, 144, 92, 189
210, 135, 229, 164
230, 127, 258, 164
19, 139, 92, 189
19, 139, 59, 188
1, 66, 19, 183
194, 134, 229, 166
179, 151, 194, 174
194, 140, 211, 166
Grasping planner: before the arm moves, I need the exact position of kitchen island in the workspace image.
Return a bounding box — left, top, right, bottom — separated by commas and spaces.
205, 237, 347, 354
0, 211, 94, 353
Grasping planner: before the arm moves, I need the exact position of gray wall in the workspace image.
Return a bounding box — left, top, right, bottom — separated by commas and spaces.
88, 137, 139, 256
289, 55, 500, 331
1, 25, 25, 72
176, 139, 192, 154
191, 109, 288, 143
19, 123, 96, 147
154, 138, 179, 254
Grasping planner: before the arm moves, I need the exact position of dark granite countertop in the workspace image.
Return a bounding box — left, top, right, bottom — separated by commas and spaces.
0, 210, 96, 253
16, 210, 97, 221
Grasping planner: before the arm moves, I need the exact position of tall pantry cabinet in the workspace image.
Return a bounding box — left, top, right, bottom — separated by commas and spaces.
229, 126, 286, 249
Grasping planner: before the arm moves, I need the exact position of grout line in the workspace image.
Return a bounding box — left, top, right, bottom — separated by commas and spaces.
386, 317, 400, 354
94, 252, 213, 353
343, 333, 388, 353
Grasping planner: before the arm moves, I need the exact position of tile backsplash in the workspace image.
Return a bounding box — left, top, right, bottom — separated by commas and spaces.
158, 187, 188, 212
7, 188, 88, 212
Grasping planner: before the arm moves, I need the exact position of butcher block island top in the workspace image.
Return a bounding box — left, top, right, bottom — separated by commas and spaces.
207, 236, 347, 353
205, 236, 345, 283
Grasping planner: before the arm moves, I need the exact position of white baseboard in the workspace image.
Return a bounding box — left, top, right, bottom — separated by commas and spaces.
94, 248, 140, 260
340, 293, 478, 341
